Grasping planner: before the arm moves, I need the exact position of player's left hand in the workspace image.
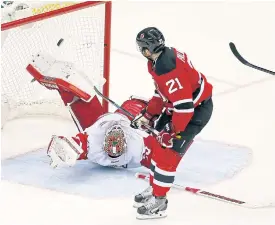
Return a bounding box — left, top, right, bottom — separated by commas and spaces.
157, 122, 181, 148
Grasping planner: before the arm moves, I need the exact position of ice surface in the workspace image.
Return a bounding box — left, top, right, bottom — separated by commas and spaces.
1, 139, 251, 199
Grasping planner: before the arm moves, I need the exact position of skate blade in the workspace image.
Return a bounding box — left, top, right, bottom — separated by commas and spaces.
136, 210, 167, 220
133, 202, 144, 208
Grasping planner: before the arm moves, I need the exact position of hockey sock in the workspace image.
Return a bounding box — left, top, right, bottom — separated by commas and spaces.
151, 142, 183, 197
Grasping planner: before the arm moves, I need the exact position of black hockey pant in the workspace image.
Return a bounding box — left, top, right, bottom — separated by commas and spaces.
155, 97, 213, 156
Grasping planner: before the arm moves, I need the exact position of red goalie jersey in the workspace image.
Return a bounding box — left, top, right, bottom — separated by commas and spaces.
146, 47, 213, 132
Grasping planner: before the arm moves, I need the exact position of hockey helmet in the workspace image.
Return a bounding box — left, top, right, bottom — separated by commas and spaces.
136, 27, 165, 54
103, 124, 127, 158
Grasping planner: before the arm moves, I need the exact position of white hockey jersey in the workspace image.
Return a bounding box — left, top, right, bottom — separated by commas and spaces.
85, 113, 149, 168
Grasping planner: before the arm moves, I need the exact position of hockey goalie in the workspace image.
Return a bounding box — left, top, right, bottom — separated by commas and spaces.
47, 95, 154, 169
26, 51, 156, 170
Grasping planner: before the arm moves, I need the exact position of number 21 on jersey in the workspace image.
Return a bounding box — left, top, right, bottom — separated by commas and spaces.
166, 78, 183, 94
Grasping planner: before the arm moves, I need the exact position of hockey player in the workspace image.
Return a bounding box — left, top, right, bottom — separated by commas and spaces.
131, 27, 213, 219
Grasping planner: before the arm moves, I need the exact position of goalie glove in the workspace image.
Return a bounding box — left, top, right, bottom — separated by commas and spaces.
130, 108, 157, 131
47, 133, 88, 168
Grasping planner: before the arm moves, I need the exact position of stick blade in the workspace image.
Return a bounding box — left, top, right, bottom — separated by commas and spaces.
229, 42, 275, 75
229, 42, 249, 65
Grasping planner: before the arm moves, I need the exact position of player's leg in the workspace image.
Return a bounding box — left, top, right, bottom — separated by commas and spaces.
172, 97, 213, 155
133, 113, 171, 211
151, 97, 213, 195
136, 98, 213, 219
134, 135, 157, 208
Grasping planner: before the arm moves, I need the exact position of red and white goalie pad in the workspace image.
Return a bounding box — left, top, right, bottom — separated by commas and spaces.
47, 133, 88, 168
26, 51, 105, 102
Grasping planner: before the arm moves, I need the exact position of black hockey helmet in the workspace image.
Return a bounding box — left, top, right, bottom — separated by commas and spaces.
136, 27, 165, 54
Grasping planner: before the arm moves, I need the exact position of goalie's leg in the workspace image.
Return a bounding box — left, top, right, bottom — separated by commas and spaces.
27, 62, 105, 131
58, 89, 104, 130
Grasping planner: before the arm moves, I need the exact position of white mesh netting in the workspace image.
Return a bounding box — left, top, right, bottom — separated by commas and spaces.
1, 2, 106, 126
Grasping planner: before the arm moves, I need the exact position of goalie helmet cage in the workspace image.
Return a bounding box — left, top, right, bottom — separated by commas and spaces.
1, 1, 111, 125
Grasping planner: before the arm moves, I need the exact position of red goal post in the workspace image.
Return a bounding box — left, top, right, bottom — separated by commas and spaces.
1, 1, 111, 126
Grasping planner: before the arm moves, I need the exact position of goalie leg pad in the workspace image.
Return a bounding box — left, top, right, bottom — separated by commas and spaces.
58, 89, 104, 130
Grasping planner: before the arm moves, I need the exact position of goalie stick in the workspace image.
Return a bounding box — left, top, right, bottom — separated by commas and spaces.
136, 172, 275, 209
229, 42, 275, 75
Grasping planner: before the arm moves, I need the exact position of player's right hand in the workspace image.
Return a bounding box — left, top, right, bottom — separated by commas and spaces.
130, 108, 153, 130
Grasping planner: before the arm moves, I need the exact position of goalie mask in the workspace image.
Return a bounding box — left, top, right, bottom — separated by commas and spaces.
103, 124, 127, 158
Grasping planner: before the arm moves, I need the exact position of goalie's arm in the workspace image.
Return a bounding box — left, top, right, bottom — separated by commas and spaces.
47, 133, 88, 168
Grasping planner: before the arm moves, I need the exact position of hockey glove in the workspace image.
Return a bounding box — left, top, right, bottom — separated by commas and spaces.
164, 102, 174, 116
47, 133, 88, 168
157, 122, 181, 148
130, 108, 155, 130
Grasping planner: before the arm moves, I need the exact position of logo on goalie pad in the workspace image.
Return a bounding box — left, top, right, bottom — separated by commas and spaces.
41, 82, 58, 90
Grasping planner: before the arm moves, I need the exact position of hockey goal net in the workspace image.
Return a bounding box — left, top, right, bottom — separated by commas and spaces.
1, 1, 111, 127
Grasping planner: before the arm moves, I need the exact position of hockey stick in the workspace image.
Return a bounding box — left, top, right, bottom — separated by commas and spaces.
93, 86, 160, 137
136, 172, 275, 209
93, 86, 135, 119
229, 42, 275, 75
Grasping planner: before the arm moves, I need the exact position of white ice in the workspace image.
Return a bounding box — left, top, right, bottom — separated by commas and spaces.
1, 2, 275, 225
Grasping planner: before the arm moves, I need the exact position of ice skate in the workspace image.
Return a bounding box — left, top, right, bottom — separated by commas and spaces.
133, 185, 153, 208
136, 195, 168, 220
